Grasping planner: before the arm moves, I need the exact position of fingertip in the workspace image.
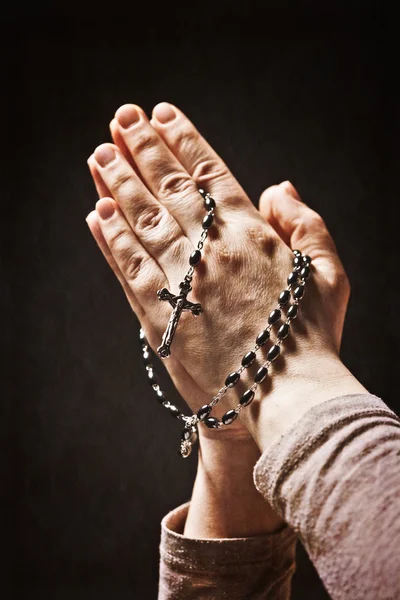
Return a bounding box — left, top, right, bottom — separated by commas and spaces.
259, 184, 281, 212
260, 184, 280, 201
86, 210, 97, 225
87, 155, 97, 174
95, 197, 117, 220
94, 143, 117, 168
114, 104, 143, 128
152, 102, 177, 124
280, 180, 301, 200
109, 119, 118, 143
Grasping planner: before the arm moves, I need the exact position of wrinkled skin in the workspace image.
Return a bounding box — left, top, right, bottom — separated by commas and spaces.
86, 102, 350, 433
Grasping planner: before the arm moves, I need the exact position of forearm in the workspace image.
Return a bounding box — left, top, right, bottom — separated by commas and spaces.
184, 353, 367, 538
249, 392, 400, 600
184, 428, 284, 539
159, 428, 297, 600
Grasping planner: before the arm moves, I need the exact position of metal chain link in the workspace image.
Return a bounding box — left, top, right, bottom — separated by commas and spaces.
140, 207, 313, 454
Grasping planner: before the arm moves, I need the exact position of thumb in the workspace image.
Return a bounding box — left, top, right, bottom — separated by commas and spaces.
259, 181, 340, 269
259, 181, 351, 353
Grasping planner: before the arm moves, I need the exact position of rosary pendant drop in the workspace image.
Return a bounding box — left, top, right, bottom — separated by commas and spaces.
180, 423, 198, 458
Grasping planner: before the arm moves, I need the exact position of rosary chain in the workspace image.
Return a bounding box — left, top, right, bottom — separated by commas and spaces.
139, 189, 313, 456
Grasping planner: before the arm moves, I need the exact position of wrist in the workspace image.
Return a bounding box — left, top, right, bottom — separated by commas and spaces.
241, 352, 367, 454
183, 428, 285, 538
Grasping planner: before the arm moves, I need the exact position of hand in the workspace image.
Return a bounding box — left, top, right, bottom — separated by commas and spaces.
86, 102, 353, 435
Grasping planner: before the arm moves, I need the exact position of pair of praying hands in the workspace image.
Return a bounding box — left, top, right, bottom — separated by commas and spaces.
86, 102, 366, 536
89, 100, 363, 435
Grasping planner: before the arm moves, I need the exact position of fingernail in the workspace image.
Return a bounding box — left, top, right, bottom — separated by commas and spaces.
96, 198, 115, 220
116, 105, 140, 129
94, 145, 116, 167
153, 102, 176, 124
85, 210, 96, 224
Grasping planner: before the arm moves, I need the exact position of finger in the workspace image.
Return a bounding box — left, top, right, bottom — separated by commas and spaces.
259, 181, 340, 265
93, 198, 170, 316
109, 118, 145, 183
113, 104, 205, 241
150, 102, 249, 208
86, 210, 146, 319
92, 143, 192, 277
88, 155, 111, 198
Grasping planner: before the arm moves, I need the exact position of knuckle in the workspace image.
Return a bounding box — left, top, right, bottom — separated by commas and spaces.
293, 210, 326, 239
110, 171, 133, 196
157, 171, 194, 200
243, 223, 277, 256
308, 210, 326, 228
131, 131, 158, 154
110, 232, 147, 283
174, 123, 199, 152
108, 227, 131, 249
124, 254, 145, 283
329, 267, 350, 296
213, 236, 244, 269
136, 206, 166, 233
192, 157, 229, 184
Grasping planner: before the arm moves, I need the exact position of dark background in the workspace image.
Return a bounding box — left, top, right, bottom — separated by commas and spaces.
3, 4, 398, 599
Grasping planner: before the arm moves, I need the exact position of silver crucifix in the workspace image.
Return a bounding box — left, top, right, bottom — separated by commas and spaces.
157, 280, 202, 359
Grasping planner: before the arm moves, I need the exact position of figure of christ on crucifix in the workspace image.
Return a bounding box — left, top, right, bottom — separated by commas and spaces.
157, 280, 203, 358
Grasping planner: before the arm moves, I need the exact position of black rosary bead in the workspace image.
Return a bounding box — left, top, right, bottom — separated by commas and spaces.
225, 371, 241, 388
278, 290, 290, 306
287, 271, 298, 286
267, 344, 281, 362
147, 368, 158, 386
155, 389, 167, 403
256, 328, 270, 346
287, 304, 298, 319
241, 351, 256, 368
142, 350, 152, 369
240, 389, 255, 406
140, 237, 313, 454
181, 428, 192, 441
166, 404, 180, 418
139, 329, 148, 346
202, 214, 214, 229
189, 249, 202, 266
300, 265, 310, 280
268, 309, 281, 325
293, 285, 305, 300
222, 409, 238, 425
277, 323, 290, 340
205, 417, 220, 429
293, 255, 303, 268
254, 366, 268, 383
204, 196, 216, 210
197, 404, 212, 421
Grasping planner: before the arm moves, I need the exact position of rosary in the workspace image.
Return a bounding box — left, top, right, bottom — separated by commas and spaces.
139, 188, 312, 458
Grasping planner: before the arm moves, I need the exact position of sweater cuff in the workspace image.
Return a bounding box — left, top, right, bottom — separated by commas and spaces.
253, 393, 398, 512
159, 502, 297, 599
